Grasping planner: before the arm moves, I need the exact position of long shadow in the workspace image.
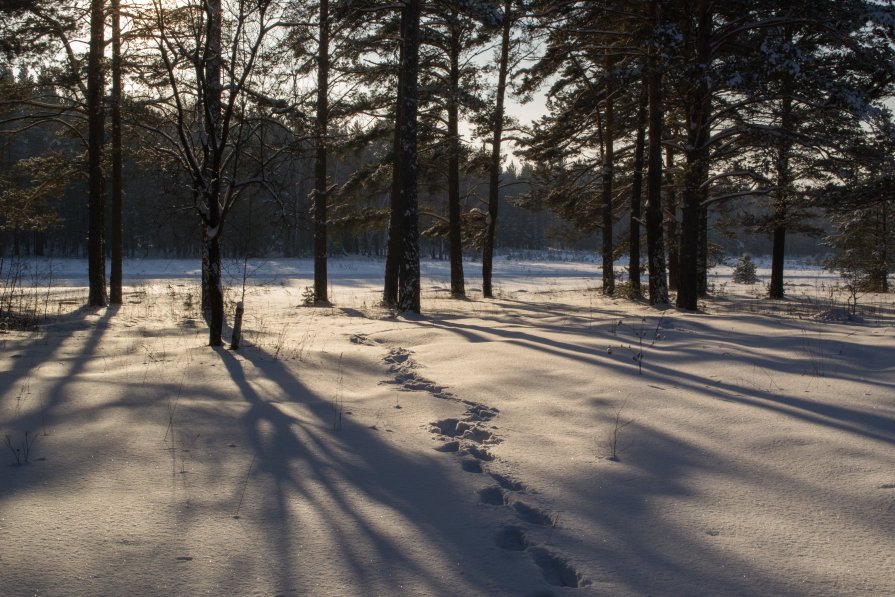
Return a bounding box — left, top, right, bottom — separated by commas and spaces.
391, 301, 895, 594
1, 304, 107, 408
3, 329, 530, 594
0, 307, 118, 564
407, 307, 895, 446
555, 415, 889, 596
214, 345, 528, 595
640, 353, 895, 445
0, 305, 118, 498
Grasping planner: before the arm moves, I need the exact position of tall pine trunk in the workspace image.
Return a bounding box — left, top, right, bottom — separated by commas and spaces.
110, 0, 123, 304
87, 0, 106, 307
396, 0, 421, 313
601, 52, 615, 296
313, 0, 330, 304
676, 0, 711, 311
645, 0, 668, 306
447, 17, 464, 298
665, 147, 681, 292
769, 90, 793, 299
665, 146, 680, 292
384, 8, 407, 307
629, 79, 647, 298
483, 0, 512, 299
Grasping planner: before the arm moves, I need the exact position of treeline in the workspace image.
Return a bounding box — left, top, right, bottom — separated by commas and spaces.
1, 1, 894, 344
0, 113, 556, 259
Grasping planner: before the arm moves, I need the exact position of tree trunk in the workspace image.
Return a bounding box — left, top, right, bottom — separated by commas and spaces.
769, 90, 793, 299
447, 17, 465, 298
33, 231, 44, 257
483, 0, 512, 299
396, 0, 421, 313
645, 0, 668, 306
769, 219, 786, 297
201, 230, 211, 311
601, 51, 615, 296
665, 146, 679, 291
313, 0, 330, 304
87, 0, 106, 307
205, 222, 224, 347
628, 79, 647, 298
204, 0, 224, 345
676, 0, 711, 311
110, 0, 123, 304
384, 7, 407, 307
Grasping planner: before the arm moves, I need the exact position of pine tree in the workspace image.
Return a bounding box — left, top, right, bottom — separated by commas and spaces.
86, 0, 106, 306
394, 0, 422, 313
109, 0, 124, 304
645, 0, 669, 305
482, 0, 515, 299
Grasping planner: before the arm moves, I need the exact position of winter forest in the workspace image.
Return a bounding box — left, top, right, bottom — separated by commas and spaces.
2, 1, 895, 596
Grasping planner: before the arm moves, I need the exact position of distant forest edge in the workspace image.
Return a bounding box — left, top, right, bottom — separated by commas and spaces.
0, 126, 824, 261
2, 0, 895, 345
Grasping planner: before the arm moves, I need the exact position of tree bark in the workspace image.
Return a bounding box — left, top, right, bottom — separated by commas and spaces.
201, 231, 211, 311
447, 16, 465, 298
110, 0, 123, 304
645, 0, 668, 306
87, 0, 106, 307
601, 51, 615, 296
313, 0, 330, 304
769, 90, 793, 299
396, 0, 421, 313
628, 78, 647, 298
384, 6, 407, 307
665, 146, 680, 292
769, 218, 786, 297
483, 0, 512, 299
676, 0, 711, 311
204, 0, 224, 345
205, 223, 224, 346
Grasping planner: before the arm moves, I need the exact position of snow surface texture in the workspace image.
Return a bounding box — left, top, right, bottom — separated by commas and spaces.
1, 257, 894, 596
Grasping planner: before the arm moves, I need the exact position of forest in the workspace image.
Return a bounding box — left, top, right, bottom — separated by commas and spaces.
1, 2, 895, 596
2, 1, 894, 339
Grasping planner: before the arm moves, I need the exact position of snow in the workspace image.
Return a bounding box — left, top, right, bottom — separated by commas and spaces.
1, 257, 894, 596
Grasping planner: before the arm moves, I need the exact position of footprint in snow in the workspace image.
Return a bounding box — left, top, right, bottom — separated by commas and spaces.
479, 486, 507, 506
406, 352, 586, 589
461, 459, 483, 473
434, 440, 460, 453
383, 348, 454, 400
490, 472, 525, 492
510, 499, 556, 527
527, 547, 588, 588
462, 444, 494, 461
495, 526, 589, 589
494, 526, 529, 551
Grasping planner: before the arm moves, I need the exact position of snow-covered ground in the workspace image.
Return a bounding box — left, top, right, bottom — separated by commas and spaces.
1, 257, 893, 596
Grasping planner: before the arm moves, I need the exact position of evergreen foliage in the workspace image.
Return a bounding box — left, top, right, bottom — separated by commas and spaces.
732, 254, 758, 285
0, 0, 894, 325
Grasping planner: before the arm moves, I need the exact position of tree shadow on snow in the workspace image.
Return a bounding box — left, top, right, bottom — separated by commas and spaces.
210, 345, 531, 595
